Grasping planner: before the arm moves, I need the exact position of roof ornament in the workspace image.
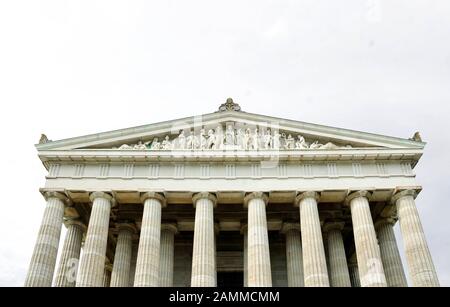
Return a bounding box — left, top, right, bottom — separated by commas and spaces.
39, 134, 50, 144
218, 98, 242, 112
410, 131, 423, 142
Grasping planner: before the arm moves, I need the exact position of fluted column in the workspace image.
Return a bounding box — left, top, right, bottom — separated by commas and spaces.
393, 190, 439, 287
25, 192, 68, 287
296, 192, 329, 287
159, 224, 178, 287
244, 192, 272, 287
54, 219, 86, 287
134, 192, 165, 287
348, 257, 360, 287
323, 222, 351, 287
281, 223, 304, 287
103, 262, 112, 287
241, 224, 248, 287
111, 224, 136, 287
214, 223, 219, 287
347, 191, 387, 287
375, 218, 408, 287
129, 243, 138, 287
191, 192, 217, 287
76, 192, 113, 287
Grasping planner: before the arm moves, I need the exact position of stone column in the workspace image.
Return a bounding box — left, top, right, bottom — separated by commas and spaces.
25, 192, 68, 287
323, 222, 351, 287
281, 223, 303, 287
244, 192, 272, 287
375, 218, 408, 287
134, 192, 165, 287
103, 262, 112, 287
54, 219, 86, 287
110, 224, 136, 287
348, 257, 360, 287
214, 223, 220, 287
295, 191, 329, 287
393, 190, 440, 287
191, 192, 217, 287
129, 242, 138, 287
159, 224, 178, 287
76, 192, 113, 287
241, 224, 248, 287
347, 191, 387, 287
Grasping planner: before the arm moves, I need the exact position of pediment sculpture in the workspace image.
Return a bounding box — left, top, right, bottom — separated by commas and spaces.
114, 124, 353, 151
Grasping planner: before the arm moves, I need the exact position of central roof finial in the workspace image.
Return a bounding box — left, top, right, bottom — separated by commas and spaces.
218, 97, 242, 112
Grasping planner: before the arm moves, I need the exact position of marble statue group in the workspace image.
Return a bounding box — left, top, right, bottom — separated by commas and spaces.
117, 124, 352, 151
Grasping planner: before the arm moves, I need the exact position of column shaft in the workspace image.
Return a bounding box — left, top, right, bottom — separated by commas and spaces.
24, 194, 65, 287
395, 192, 439, 287
54, 221, 84, 287
297, 192, 329, 287
326, 227, 351, 287
134, 193, 164, 287
129, 243, 138, 287
191, 193, 216, 287
241, 225, 248, 287
111, 225, 134, 287
376, 220, 408, 287
348, 192, 387, 287
284, 227, 304, 287
103, 264, 112, 287
159, 224, 177, 287
76, 192, 112, 287
246, 193, 272, 287
348, 263, 360, 287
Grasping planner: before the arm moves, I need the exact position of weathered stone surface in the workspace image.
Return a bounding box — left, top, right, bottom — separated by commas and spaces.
159, 224, 177, 287
394, 190, 440, 287
375, 218, 408, 287
111, 224, 135, 287
347, 191, 387, 287
245, 192, 272, 287
54, 220, 85, 287
324, 222, 351, 287
76, 192, 112, 287
296, 192, 329, 287
134, 192, 165, 287
281, 223, 303, 287
24, 193, 66, 287
191, 193, 217, 287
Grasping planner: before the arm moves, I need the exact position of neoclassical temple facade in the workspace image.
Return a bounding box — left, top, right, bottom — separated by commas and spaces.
24, 99, 440, 287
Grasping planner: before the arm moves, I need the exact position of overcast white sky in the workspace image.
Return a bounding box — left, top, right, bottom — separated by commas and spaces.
0, 0, 449, 287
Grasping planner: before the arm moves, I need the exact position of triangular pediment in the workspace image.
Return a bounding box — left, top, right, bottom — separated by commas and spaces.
36, 100, 425, 153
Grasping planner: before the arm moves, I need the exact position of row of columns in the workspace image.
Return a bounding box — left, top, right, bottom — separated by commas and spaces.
24, 190, 440, 287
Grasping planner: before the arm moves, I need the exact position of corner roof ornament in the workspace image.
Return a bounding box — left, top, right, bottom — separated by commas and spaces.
218, 97, 242, 112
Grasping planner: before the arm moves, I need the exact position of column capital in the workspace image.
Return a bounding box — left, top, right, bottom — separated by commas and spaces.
344, 190, 372, 206
140, 192, 167, 208
64, 219, 87, 232
117, 223, 137, 234
89, 191, 113, 202
192, 192, 217, 208
161, 223, 178, 234
391, 189, 417, 205
323, 221, 345, 233
374, 217, 397, 230
44, 191, 71, 205
243, 192, 268, 208
294, 191, 320, 207
280, 222, 300, 234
